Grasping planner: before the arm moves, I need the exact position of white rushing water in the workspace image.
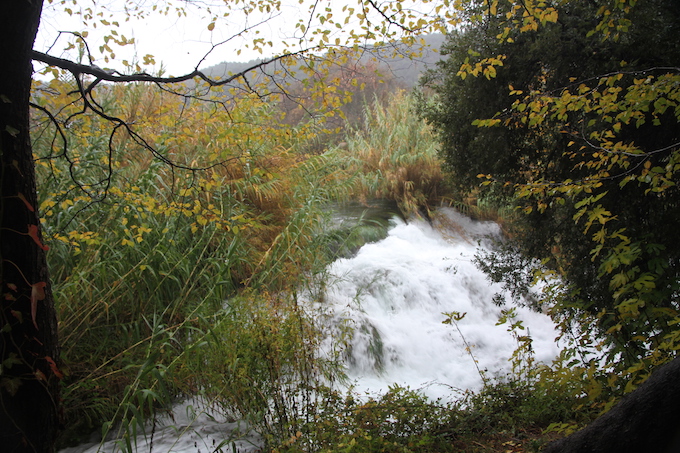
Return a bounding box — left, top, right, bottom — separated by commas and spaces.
323, 208, 560, 400
60, 400, 262, 453
63, 208, 560, 453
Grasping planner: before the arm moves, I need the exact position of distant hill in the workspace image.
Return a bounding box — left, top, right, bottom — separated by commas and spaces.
355, 34, 446, 87
199, 34, 446, 89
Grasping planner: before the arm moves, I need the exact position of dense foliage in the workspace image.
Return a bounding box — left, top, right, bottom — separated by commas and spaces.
32, 73, 457, 449
15, 1, 680, 451
419, 0, 680, 387
32, 75, 341, 445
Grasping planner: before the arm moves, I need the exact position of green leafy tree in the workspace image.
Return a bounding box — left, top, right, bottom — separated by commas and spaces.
420, 0, 680, 381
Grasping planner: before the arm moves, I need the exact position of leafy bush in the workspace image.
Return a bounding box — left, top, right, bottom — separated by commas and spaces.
278, 386, 456, 453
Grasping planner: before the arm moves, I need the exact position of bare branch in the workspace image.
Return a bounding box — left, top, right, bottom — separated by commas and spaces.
32, 48, 314, 87
365, 0, 416, 33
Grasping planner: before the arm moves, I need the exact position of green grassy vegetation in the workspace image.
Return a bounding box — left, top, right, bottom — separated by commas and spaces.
272, 369, 593, 453
337, 91, 449, 216
34, 78, 592, 452
32, 77, 356, 447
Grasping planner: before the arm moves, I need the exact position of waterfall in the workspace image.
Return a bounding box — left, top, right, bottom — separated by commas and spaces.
322, 208, 560, 399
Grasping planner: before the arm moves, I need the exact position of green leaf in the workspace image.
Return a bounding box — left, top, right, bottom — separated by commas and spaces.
5, 125, 19, 137
0, 377, 22, 396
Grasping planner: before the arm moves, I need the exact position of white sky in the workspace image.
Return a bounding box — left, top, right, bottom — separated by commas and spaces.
35, 0, 423, 76
36, 1, 299, 75
36, 0, 453, 78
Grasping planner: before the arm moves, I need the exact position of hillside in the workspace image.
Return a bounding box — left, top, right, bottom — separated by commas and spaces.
199, 34, 445, 89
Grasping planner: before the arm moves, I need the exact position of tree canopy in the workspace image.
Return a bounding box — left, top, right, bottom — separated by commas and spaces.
420, 0, 680, 384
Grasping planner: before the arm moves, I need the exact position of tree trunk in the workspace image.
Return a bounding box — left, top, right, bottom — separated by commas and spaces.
0, 1, 61, 452
542, 357, 680, 453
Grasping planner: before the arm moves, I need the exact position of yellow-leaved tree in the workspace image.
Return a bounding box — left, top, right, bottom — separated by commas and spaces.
1, 1, 460, 450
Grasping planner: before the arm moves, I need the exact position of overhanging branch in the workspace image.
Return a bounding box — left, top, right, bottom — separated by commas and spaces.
31, 49, 309, 87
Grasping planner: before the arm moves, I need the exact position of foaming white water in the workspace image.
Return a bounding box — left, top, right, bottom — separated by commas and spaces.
324, 208, 560, 399
59, 401, 261, 453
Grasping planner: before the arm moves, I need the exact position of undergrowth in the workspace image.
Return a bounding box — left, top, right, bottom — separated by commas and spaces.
267, 370, 591, 453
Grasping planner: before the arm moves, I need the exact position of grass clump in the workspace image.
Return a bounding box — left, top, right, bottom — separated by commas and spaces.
338, 91, 449, 217
188, 291, 343, 448
277, 386, 457, 453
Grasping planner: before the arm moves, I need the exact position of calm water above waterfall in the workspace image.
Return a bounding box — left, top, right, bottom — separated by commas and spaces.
63, 207, 560, 453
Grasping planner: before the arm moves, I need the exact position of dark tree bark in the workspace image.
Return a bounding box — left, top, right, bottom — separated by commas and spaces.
0, 1, 61, 452
542, 357, 680, 453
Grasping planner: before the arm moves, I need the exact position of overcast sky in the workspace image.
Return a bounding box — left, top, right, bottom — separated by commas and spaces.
35, 0, 390, 76
36, 1, 288, 75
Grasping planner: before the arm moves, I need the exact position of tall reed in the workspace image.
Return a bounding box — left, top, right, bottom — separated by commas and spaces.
32, 78, 356, 448
339, 91, 448, 216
